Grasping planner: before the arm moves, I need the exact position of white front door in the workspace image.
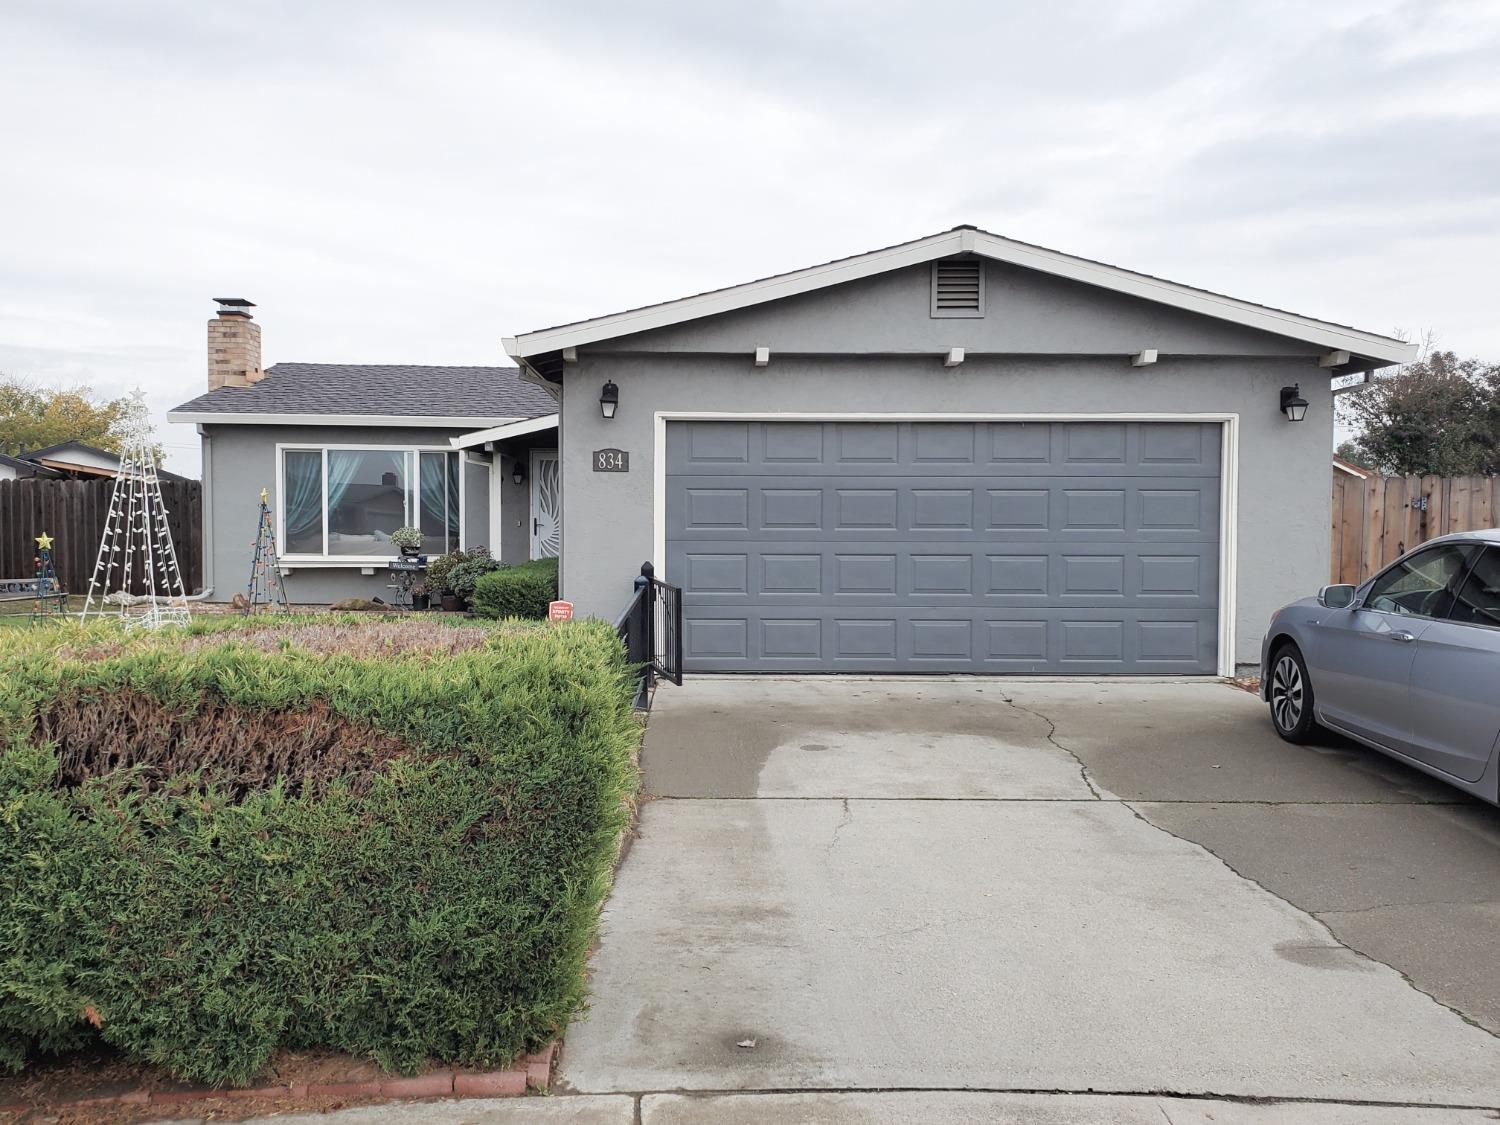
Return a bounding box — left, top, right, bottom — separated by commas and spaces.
530, 449, 560, 559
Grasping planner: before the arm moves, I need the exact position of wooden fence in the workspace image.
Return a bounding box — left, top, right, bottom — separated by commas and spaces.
0, 478, 202, 596
1331, 473, 1500, 585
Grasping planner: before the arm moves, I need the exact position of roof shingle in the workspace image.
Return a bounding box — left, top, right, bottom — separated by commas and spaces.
171, 363, 556, 421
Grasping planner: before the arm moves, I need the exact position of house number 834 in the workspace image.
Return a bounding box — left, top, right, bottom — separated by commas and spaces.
593, 448, 629, 472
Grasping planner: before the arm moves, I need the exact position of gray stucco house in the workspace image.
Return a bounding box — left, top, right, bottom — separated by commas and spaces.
168, 300, 559, 605
501, 226, 1413, 676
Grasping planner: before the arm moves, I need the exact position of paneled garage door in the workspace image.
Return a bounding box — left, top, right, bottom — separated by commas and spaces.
665, 420, 1221, 674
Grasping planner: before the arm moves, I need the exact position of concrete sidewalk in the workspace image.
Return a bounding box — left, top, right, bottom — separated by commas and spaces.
226, 1090, 1500, 1123
555, 677, 1500, 1109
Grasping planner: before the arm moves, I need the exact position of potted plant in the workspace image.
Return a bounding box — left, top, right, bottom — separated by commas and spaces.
391, 526, 423, 556
411, 582, 430, 611
427, 549, 464, 610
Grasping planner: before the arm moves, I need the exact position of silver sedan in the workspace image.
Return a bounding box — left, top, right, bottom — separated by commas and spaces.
1261, 529, 1500, 805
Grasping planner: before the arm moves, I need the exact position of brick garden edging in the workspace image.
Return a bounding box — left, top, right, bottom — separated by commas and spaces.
0, 1043, 556, 1116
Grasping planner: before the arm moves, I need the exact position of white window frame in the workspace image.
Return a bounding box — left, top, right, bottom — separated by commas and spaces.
275, 442, 465, 565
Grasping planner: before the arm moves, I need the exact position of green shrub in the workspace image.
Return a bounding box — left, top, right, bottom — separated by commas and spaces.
424, 546, 489, 595
446, 555, 503, 602
0, 616, 639, 1086
471, 559, 559, 621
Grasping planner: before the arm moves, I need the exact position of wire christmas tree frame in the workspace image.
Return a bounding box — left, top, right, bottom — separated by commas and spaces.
81, 392, 191, 629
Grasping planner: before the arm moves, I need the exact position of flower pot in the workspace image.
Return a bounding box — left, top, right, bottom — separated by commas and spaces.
411, 592, 430, 611
441, 593, 465, 612
399, 544, 422, 557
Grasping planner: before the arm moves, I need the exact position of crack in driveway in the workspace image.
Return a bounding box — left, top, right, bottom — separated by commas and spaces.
1125, 799, 1500, 1042
998, 692, 1103, 799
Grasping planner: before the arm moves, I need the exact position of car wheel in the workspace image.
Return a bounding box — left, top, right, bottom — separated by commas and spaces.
1268, 643, 1318, 744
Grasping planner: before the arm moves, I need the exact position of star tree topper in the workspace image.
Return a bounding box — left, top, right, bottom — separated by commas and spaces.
36, 532, 54, 550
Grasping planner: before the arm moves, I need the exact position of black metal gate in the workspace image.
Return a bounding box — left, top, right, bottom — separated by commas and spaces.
614, 561, 683, 709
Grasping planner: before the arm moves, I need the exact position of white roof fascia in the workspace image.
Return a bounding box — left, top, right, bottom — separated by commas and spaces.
449, 413, 560, 449
505, 230, 967, 357
969, 231, 1414, 364
505, 228, 1415, 367
165, 411, 521, 428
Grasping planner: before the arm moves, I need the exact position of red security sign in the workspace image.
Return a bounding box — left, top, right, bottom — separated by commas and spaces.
548, 600, 574, 622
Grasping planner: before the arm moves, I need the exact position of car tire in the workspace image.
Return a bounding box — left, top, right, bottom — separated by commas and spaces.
1268, 643, 1318, 744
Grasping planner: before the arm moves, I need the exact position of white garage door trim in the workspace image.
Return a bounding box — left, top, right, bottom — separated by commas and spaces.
653, 412, 1240, 677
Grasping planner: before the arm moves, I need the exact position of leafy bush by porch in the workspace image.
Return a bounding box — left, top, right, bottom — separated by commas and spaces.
0, 615, 639, 1087
471, 558, 560, 621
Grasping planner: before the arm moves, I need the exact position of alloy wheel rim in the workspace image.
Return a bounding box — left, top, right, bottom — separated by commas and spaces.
1271, 655, 1303, 731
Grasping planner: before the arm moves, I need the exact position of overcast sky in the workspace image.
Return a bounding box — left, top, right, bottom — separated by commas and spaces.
2, 0, 1497, 474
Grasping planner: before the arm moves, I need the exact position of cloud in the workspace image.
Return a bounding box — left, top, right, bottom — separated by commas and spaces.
1, 0, 1497, 474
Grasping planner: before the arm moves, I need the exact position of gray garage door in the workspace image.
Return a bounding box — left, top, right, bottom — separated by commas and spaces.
666, 420, 1220, 674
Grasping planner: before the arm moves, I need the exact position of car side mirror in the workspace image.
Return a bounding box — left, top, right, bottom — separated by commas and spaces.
1318, 584, 1357, 609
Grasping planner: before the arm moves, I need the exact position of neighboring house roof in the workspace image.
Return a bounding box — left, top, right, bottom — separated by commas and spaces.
503, 226, 1416, 373
1333, 455, 1374, 479
0, 452, 63, 479
167, 363, 558, 426
13, 441, 189, 483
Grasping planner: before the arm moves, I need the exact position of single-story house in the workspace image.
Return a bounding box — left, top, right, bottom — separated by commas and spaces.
0, 442, 187, 482
167, 300, 559, 605
501, 226, 1413, 676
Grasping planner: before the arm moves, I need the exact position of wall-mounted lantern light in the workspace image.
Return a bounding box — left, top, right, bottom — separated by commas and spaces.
1280, 384, 1309, 422
600, 380, 619, 420
512, 463, 526, 486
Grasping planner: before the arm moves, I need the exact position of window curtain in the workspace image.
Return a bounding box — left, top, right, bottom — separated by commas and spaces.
283, 450, 324, 540
325, 449, 370, 514
420, 452, 446, 527
445, 451, 461, 553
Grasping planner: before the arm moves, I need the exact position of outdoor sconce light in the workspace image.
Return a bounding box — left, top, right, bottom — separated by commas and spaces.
511, 463, 525, 486
600, 380, 619, 419
1280, 384, 1309, 422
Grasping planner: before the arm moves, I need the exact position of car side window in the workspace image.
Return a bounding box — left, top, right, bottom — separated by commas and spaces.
1364, 544, 1475, 619
1447, 547, 1500, 629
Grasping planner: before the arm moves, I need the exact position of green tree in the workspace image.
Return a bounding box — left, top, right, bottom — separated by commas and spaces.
1339, 351, 1500, 476
1333, 440, 1373, 470
0, 376, 136, 458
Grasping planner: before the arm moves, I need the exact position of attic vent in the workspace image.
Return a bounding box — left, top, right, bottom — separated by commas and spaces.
931, 258, 984, 318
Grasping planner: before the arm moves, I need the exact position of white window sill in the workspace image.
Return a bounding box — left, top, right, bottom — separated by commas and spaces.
279, 557, 406, 576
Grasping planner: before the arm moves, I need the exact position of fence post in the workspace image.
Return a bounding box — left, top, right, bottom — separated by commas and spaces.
638, 561, 656, 691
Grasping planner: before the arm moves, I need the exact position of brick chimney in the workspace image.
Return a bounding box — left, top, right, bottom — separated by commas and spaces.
207, 297, 263, 389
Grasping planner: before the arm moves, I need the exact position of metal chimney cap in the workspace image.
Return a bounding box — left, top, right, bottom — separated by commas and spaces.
213, 297, 255, 308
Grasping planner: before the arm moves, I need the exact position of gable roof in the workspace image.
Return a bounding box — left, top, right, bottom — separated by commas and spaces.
168, 363, 558, 427
1332, 455, 1374, 479
24, 440, 120, 462
503, 226, 1416, 372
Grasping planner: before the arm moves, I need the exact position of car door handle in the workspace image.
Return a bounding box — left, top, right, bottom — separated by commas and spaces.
1389, 631, 1418, 643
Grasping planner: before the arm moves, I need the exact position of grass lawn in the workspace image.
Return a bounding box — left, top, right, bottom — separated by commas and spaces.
0, 595, 90, 626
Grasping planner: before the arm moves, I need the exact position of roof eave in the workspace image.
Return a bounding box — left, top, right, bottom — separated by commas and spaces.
166, 411, 524, 428
449, 413, 560, 450
504, 227, 1416, 368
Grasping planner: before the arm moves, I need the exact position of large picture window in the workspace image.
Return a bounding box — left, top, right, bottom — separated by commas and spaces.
280, 446, 462, 558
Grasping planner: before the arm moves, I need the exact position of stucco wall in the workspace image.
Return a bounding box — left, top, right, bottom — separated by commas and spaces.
603, 261, 1317, 358
199, 423, 489, 604
557, 352, 1334, 669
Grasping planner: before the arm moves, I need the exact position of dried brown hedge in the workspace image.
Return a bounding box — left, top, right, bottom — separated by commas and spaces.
36, 689, 416, 800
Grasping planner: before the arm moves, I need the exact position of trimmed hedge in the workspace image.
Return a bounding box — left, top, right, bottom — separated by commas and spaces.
0, 615, 639, 1086
471, 559, 560, 621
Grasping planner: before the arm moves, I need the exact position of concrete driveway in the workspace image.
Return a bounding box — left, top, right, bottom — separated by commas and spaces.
558, 677, 1500, 1116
